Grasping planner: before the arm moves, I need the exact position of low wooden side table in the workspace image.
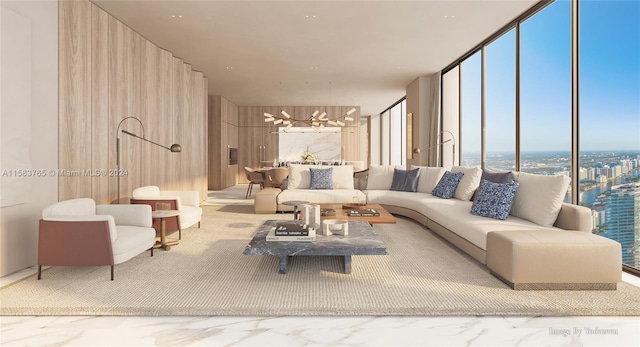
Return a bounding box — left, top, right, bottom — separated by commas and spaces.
151, 210, 180, 250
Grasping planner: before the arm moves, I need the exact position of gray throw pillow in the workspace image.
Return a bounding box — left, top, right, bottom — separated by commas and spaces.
390, 168, 420, 192
309, 167, 333, 189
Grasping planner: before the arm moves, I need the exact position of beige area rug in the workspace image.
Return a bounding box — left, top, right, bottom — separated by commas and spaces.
2, 205, 640, 316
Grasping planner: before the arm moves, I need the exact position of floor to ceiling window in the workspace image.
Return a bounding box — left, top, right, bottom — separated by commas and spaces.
485, 29, 516, 171
380, 98, 407, 166
579, 0, 640, 269
441, 0, 640, 271
520, 0, 571, 178
460, 52, 481, 167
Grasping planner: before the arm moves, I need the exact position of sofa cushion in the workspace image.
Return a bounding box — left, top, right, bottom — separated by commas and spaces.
309, 167, 333, 189
277, 189, 365, 204
432, 171, 464, 199
470, 179, 519, 220
364, 190, 433, 217
366, 165, 403, 190
287, 164, 353, 189
510, 172, 571, 227
390, 168, 420, 192
426, 199, 559, 250
411, 166, 446, 194
451, 166, 482, 201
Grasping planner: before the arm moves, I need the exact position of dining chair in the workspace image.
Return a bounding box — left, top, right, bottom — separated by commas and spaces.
266, 167, 289, 189
244, 167, 265, 198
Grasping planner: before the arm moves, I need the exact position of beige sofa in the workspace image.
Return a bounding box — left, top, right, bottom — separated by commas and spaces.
255, 164, 366, 213
361, 165, 622, 290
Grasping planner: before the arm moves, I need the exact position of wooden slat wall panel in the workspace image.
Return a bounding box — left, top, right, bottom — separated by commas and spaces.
208, 95, 222, 190
341, 106, 361, 161
140, 40, 159, 189
59, 0, 91, 200
158, 49, 173, 190
60, 0, 208, 204
90, 4, 109, 204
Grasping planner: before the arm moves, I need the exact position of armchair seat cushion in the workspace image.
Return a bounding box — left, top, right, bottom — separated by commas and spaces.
180, 205, 203, 229
112, 226, 156, 264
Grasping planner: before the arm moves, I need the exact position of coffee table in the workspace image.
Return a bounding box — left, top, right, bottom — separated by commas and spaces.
243, 220, 387, 274
319, 203, 396, 225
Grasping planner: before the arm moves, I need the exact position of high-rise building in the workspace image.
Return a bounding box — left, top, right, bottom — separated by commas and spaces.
604, 184, 640, 267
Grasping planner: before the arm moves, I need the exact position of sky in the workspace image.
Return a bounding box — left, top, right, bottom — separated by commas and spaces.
459, 0, 640, 153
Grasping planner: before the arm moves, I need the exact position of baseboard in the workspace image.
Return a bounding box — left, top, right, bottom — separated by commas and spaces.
490, 271, 618, 291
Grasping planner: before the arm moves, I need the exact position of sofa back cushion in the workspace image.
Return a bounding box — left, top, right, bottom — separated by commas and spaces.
451, 166, 482, 201
287, 164, 353, 189
366, 165, 403, 190
510, 172, 571, 227
390, 168, 420, 192
411, 166, 446, 194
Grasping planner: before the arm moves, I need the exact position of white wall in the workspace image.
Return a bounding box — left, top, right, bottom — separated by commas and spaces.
0, 0, 58, 277
442, 67, 460, 169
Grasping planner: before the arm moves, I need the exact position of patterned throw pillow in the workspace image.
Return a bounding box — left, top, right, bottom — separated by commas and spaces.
431, 171, 464, 199
470, 179, 519, 220
309, 167, 333, 189
390, 168, 420, 192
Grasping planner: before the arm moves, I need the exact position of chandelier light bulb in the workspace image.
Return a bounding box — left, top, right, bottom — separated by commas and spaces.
312, 110, 319, 117
336, 120, 345, 126
319, 112, 327, 119
346, 108, 356, 116
281, 110, 291, 119
264, 117, 274, 122
273, 119, 283, 125
263, 112, 274, 118
327, 120, 338, 126
344, 116, 354, 121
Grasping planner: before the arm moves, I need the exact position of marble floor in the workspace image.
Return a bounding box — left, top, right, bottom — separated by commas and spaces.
2, 186, 639, 346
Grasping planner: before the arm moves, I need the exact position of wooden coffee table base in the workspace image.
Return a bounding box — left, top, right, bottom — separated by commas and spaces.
319, 203, 396, 225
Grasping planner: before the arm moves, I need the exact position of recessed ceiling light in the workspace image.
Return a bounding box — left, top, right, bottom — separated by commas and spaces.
171, 15, 182, 18
225, 66, 233, 70
305, 15, 317, 18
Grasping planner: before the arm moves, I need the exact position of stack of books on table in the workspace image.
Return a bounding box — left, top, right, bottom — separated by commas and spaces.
267, 221, 316, 241
347, 208, 380, 217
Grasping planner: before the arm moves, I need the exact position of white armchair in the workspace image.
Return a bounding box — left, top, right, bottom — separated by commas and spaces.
131, 186, 203, 239
38, 198, 156, 280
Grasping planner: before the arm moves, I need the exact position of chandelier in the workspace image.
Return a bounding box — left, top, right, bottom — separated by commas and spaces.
263, 107, 356, 132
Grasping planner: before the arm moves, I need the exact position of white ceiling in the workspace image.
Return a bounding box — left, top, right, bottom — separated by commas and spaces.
92, 0, 538, 115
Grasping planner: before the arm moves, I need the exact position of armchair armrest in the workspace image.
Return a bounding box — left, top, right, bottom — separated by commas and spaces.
130, 196, 182, 211
161, 190, 199, 207
97, 204, 152, 228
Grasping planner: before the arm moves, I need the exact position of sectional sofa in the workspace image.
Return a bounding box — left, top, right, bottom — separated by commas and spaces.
255, 164, 623, 290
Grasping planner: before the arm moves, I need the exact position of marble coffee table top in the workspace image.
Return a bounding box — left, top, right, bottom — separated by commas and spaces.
243, 220, 387, 257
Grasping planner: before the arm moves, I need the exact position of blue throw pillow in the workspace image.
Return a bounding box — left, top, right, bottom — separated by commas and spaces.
390, 168, 420, 192
432, 171, 464, 199
470, 179, 519, 220
309, 167, 333, 189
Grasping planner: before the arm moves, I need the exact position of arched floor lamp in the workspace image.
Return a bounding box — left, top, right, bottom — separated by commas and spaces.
413, 130, 456, 166
116, 117, 181, 204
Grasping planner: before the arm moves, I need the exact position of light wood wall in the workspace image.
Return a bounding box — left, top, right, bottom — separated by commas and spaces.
59, 0, 208, 204
208, 95, 238, 190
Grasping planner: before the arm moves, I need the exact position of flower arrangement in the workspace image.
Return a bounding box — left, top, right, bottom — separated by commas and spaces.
300, 148, 318, 164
